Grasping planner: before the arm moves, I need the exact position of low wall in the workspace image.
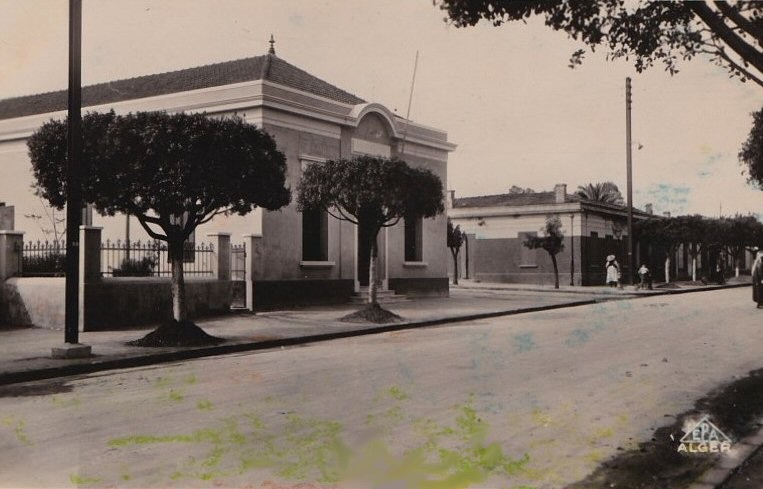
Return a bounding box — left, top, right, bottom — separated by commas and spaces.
389, 277, 449, 298
1, 277, 231, 331
253, 279, 354, 311
1, 277, 65, 330
85, 278, 232, 330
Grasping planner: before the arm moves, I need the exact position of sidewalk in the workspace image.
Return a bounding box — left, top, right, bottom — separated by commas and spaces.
0, 279, 748, 387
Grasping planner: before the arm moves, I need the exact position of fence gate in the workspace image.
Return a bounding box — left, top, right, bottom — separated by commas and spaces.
230, 243, 246, 309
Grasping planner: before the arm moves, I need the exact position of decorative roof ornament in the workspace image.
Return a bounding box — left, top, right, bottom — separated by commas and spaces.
268, 34, 276, 55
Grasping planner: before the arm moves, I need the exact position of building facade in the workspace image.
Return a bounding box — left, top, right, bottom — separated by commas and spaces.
448, 184, 654, 286
0, 46, 455, 308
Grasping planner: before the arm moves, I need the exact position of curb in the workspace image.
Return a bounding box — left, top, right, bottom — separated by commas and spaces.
0, 283, 750, 387
456, 282, 749, 296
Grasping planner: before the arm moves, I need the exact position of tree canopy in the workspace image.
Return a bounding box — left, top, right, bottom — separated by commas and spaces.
28, 111, 290, 247
740, 107, 763, 185
575, 181, 625, 206
437, 1, 763, 88
28, 110, 291, 337
297, 156, 444, 309
297, 156, 444, 231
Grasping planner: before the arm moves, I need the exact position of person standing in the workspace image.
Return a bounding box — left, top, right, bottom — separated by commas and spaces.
638, 264, 653, 290
752, 251, 763, 308
605, 254, 620, 287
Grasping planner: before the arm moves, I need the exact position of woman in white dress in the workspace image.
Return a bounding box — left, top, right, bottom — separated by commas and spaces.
605, 254, 620, 287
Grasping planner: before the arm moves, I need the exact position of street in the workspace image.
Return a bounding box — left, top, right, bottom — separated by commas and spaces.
1, 287, 762, 489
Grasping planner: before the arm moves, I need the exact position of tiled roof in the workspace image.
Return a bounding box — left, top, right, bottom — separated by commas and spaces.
0, 54, 366, 121
453, 191, 655, 217
453, 191, 582, 208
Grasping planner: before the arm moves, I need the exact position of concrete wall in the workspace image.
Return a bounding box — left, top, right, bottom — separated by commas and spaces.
0, 277, 65, 330
0, 277, 231, 330
467, 236, 584, 286
84, 278, 231, 330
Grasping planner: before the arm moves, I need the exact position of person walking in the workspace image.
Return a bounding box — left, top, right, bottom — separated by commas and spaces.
605, 254, 620, 287
752, 251, 763, 308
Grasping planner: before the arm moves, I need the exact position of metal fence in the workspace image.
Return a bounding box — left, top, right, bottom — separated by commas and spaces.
101, 239, 215, 277
20, 238, 219, 278
21, 240, 66, 277
231, 243, 246, 281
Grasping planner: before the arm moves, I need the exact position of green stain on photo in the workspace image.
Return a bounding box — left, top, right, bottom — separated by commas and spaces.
69, 473, 101, 486
184, 373, 198, 385
104, 397, 530, 488
197, 399, 214, 411
2, 416, 32, 446
167, 389, 185, 402
51, 395, 81, 408
388, 385, 409, 400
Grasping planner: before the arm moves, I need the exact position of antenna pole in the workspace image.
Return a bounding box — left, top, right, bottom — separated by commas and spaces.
400, 50, 419, 156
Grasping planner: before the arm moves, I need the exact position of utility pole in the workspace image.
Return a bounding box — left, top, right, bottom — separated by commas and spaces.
570, 214, 575, 286
53, 0, 90, 358
626, 77, 634, 285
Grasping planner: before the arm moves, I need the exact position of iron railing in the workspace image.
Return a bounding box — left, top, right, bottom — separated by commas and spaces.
101, 239, 214, 277
21, 240, 66, 277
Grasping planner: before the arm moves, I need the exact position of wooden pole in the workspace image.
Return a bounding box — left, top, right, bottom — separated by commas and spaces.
626, 77, 634, 285
64, 0, 82, 344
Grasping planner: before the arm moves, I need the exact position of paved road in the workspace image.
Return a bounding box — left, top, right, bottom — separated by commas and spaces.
1, 288, 760, 489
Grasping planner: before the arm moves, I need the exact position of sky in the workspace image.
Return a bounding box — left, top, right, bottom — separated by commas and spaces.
1, 0, 762, 218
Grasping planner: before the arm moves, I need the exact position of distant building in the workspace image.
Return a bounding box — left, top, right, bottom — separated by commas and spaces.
0, 41, 456, 308
448, 184, 655, 285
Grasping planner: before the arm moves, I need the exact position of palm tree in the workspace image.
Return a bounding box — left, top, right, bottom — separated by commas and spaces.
575, 182, 625, 206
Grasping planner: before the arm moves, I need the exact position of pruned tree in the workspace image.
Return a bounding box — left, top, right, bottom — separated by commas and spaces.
720, 214, 761, 277
297, 156, 444, 317
575, 182, 625, 206
635, 216, 682, 283
447, 218, 466, 285
674, 214, 709, 282
437, 1, 763, 88
523, 215, 565, 289
27, 110, 290, 345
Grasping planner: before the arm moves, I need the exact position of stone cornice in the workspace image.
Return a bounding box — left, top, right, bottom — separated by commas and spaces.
0, 79, 456, 155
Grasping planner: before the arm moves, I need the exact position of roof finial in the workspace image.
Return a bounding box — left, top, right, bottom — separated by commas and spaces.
268, 34, 276, 55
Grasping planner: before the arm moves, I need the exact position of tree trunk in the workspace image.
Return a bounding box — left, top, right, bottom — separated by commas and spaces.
169, 240, 187, 322
451, 249, 459, 285
368, 236, 378, 306
692, 256, 697, 282
551, 253, 559, 289
665, 255, 671, 284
